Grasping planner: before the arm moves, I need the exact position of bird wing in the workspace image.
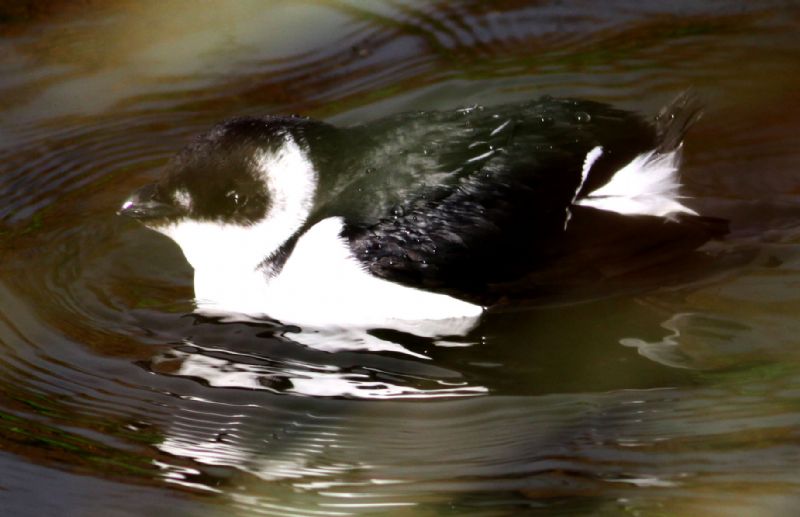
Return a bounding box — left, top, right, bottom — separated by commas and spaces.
307, 106, 515, 224
312, 97, 712, 302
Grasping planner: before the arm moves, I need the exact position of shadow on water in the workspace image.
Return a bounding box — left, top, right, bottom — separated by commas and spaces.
1, 0, 800, 515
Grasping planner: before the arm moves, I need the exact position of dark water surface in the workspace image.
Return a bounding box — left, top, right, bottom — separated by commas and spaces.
2, 1, 800, 515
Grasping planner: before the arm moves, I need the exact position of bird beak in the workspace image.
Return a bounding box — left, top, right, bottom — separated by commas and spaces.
118, 183, 180, 220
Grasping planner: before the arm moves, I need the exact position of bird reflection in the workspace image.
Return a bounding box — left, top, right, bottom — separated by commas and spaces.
144, 318, 485, 487
146, 317, 487, 400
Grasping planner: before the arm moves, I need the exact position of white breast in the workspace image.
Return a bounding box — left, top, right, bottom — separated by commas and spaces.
194, 217, 483, 337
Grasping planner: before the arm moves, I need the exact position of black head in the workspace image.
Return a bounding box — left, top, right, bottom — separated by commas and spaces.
120, 116, 314, 227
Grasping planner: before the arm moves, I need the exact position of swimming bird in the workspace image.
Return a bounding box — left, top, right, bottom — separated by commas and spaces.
119, 94, 723, 333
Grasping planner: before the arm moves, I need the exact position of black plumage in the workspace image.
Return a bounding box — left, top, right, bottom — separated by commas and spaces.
299, 95, 721, 303
122, 94, 725, 307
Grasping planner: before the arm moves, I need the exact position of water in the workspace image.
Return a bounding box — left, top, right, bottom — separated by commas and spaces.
1, 1, 800, 515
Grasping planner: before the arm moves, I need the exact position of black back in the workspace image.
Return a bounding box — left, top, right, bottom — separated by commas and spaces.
293, 96, 724, 304
288, 97, 694, 301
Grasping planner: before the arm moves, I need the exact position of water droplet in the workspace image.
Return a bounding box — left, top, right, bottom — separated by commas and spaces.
575, 112, 591, 123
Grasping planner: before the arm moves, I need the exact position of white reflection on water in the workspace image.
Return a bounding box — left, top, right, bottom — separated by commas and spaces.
621, 312, 695, 369
286, 328, 431, 358
153, 339, 486, 399
621, 240, 800, 371
201, 308, 481, 351
153, 459, 221, 493
287, 371, 486, 399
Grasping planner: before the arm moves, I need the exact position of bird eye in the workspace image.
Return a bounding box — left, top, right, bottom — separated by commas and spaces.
173, 189, 192, 210
225, 190, 248, 210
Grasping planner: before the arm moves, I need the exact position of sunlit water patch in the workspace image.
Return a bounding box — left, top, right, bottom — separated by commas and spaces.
1, 1, 800, 515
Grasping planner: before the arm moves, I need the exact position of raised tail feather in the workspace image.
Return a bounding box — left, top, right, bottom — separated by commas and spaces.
655, 89, 703, 154
575, 91, 703, 219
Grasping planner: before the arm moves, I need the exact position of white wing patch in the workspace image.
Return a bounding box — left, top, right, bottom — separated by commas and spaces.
575, 148, 697, 218
565, 146, 604, 229
578, 145, 604, 198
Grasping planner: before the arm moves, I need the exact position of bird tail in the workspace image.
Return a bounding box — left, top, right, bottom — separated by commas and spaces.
654, 89, 703, 154
574, 90, 703, 219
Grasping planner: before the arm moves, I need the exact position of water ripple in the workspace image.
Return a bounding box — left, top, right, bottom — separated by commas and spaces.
1, 0, 800, 515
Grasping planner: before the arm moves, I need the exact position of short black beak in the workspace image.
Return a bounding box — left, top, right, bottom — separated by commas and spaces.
118, 183, 180, 220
